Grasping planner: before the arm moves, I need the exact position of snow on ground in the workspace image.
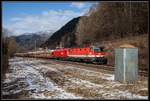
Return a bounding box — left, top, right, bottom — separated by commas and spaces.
2, 57, 82, 99
65, 75, 148, 99
2, 57, 148, 99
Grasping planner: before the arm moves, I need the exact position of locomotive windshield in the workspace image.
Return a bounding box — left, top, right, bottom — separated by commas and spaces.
94, 48, 101, 52
91, 46, 104, 52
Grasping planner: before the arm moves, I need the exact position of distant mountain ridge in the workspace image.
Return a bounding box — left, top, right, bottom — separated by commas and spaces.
2, 27, 53, 52
14, 33, 50, 51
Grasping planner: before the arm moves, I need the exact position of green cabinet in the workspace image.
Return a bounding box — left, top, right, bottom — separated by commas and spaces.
115, 48, 138, 83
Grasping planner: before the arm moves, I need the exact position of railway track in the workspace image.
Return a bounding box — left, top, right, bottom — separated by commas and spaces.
16, 56, 148, 77
42, 58, 148, 77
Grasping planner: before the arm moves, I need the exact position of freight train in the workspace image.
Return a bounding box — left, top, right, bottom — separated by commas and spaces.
15, 46, 109, 64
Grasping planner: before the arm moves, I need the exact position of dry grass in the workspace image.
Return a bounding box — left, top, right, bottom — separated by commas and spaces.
63, 68, 148, 97
44, 69, 103, 98
45, 70, 68, 86
66, 86, 101, 98
63, 69, 107, 85
44, 62, 148, 98
101, 34, 148, 70
113, 81, 148, 96
43, 90, 57, 97
137, 89, 148, 96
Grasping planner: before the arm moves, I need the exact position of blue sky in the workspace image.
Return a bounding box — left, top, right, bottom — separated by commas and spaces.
2, 1, 98, 36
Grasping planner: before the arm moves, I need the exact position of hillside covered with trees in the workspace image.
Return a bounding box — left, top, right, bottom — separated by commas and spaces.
75, 2, 148, 46
43, 1, 148, 69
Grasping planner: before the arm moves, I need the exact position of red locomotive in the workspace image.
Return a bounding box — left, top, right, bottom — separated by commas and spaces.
51, 46, 108, 64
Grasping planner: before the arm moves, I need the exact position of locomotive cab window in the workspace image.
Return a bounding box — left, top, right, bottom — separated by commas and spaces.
91, 46, 104, 52
94, 48, 100, 52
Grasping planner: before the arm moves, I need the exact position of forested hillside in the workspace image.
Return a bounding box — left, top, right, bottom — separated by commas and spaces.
75, 2, 148, 46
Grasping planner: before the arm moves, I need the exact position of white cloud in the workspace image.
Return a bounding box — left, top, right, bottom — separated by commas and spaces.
5, 9, 87, 36
71, 2, 86, 9
70, 2, 99, 9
